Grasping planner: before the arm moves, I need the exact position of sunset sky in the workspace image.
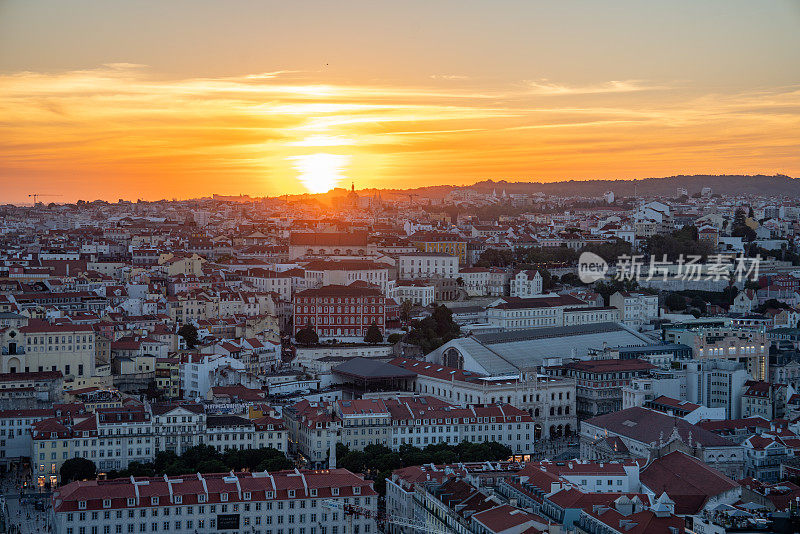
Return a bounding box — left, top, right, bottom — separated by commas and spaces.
1, 1, 799, 203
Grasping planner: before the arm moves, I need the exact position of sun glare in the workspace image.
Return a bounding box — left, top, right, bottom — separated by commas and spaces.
289, 153, 351, 193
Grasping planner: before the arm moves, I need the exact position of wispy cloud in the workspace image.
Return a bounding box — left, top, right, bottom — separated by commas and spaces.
524, 79, 665, 95
429, 74, 470, 80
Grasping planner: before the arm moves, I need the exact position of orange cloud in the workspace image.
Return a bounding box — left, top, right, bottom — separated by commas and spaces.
0, 65, 798, 203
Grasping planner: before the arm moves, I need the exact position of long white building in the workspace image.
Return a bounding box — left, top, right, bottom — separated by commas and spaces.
51, 469, 378, 534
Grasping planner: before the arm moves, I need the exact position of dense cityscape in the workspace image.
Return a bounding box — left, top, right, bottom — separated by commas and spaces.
3, 0, 800, 533
1, 181, 800, 533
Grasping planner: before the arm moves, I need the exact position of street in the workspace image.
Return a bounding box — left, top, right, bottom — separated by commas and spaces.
0, 467, 52, 534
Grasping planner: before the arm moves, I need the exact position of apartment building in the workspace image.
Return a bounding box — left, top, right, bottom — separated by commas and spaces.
610, 291, 659, 327
458, 267, 492, 297
623, 359, 751, 420
510, 270, 543, 298
242, 268, 292, 302
0, 407, 61, 468
546, 359, 656, 420
409, 232, 467, 264
205, 414, 287, 453
51, 469, 378, 534
389, 358, 576, 440
292, 283, 386, 340
664, 325, 769, 381
394, 281, 435, 306
485, 295, 616, 331
285, 396, 535, 467
0, 370, 64, 409
302, 259, 391, 296
398, 253, 458, 280
288, 231, 374, 260
0, 321, 109, 386
30, 402, 287, 487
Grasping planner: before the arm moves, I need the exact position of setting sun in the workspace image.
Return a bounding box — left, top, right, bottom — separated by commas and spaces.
288, 153, 351, 194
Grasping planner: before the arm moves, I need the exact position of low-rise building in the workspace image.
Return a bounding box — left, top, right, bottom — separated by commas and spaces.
610, 291, 659, 327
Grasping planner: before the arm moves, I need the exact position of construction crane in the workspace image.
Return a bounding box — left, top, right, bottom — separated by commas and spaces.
28, 193, 63, 205
322, 500, 454, 534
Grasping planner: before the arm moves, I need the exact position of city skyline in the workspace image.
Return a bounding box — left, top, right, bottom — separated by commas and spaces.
1, 1, 799, 204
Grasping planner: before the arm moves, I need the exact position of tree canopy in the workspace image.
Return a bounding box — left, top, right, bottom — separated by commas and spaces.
364, 323, 384, 344
107, 445, 292, 479
178, 323, 199, 349
60, 457, 97, 484
335, 440, 512, 494
731, 208, 756, 241
404, 304, 461, 353
295, 324, 319, 346
643, 226, 712, 261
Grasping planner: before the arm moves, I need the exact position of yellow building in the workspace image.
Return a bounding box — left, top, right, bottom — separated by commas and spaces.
155, 357, 180, 399
158, 252, 206, 276
410, 232, 467, 263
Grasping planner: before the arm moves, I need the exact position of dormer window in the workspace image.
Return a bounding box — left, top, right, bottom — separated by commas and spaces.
221, 493, 228, 502
174, 495, 182, 504
266, 491, 274, 499
243, 492, 251, 501
151, 497, 158, 505
332, 488, 339, 496
127, 498, 135, 507
198, 494, 207, 503
78, 501, 87, 510
103, 499, 111, 508
310, 489, 318, 497
353, 487, 361, 495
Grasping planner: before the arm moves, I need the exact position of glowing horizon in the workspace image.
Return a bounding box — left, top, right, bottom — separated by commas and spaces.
0, 1, 798, 203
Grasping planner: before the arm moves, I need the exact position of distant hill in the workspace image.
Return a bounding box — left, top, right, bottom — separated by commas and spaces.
458, 174, 799, 198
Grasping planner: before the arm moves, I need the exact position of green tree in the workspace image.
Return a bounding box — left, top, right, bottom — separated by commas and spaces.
196, 459, 228, 473
256, 451, 293, 472
581, 239, 632, 263
178, 323, 199, 349
60, 457, 97, 484
665, 293, 687, 311
744, 280, 761, 291
644, 226, 712, 261
476, 248, 515, 268
405, 304, 461, 353
295, 324, 319, 346
364, 323, 384, 344
400, 300, 413, 322
153, 450, 179, 473
731, 208, 756, 241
